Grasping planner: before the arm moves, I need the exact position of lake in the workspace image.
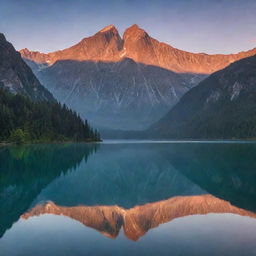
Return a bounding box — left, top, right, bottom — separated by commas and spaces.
1, 141, 256, 256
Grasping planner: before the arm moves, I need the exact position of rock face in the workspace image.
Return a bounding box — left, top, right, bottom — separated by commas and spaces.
0, 33, 54, 102
22, 195, 256, 241
149, 54, 256, 139
37, 59, 189, 129
20, 25, 256, 130
20, 24, 256, 74
122, 24, 256, 74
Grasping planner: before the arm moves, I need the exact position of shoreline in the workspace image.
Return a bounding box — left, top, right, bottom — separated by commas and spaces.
0, 140, 102, 147
2, 138, 256, 147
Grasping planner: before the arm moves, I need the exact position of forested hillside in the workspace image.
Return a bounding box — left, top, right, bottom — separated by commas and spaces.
149, 55, 256, 139
0, 88, 100, 143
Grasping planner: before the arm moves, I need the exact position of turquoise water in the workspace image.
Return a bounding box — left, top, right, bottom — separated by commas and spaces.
0, 142, 256, 255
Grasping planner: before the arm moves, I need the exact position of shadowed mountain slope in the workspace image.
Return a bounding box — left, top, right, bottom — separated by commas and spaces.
149, 55, 256, 139
36, 59, 189, 129
0, 33, 54, 102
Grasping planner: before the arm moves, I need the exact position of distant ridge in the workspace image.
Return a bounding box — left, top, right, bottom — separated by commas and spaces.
20, 24, 256, 74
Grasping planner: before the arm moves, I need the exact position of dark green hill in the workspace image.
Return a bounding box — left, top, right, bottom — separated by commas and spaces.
0, 88, 100, 143
150, 54, 256, 139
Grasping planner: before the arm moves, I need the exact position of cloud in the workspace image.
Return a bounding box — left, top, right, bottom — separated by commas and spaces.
250, 38, 256, 44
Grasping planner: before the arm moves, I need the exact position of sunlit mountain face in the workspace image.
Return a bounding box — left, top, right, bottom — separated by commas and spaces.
19, 25, 256, 131
1, 142, 256, 255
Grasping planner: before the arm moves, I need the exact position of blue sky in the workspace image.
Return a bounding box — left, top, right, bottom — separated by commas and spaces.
0, 0, 256, 54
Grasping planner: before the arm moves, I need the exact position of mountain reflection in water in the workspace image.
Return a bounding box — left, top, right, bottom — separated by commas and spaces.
0, 143, 97, 237
1, 141, 256, 255
22, 194, 256, 241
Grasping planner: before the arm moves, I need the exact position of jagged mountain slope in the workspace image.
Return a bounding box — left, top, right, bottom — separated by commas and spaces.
150, 54, 256, 139
20, 25, 256, 130
20, 24, 256, 75
37, 59, 189, 129
0, 33, 54, 102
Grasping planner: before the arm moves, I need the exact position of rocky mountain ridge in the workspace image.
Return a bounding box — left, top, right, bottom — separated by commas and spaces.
19, 25, 256, 130
20, 24, 256, 74
0, 33, 55, 102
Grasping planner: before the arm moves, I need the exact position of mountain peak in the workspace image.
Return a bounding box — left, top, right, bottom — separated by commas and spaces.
20, 48, 31, 54
123, 24, 148, 40
100, 24, 117, 33
127, 24, 141, 31
94, 24, 121, 45
0, 33, 6, 42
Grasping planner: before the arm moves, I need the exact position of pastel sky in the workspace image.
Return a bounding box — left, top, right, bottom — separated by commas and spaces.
0, 0, 256, 54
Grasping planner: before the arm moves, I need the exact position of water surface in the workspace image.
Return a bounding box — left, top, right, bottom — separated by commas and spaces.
1, 141, 256, 255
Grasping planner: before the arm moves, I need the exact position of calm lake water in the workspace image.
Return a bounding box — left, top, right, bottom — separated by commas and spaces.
1, 141, 256, 256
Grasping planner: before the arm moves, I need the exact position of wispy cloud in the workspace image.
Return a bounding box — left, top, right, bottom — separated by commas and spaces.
250, 38, 256, 44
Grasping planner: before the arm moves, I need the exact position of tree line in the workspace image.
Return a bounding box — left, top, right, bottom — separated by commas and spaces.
0, 88, 100, 144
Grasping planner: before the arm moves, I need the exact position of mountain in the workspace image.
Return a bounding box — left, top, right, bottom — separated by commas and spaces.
0, 33, 100, 142
22, 195, 256, 241
36, 59, 189, 130
0, 33, 54, 102
149, 54, 256, 139
20, 24, 256, 74
20, 25, 256, 130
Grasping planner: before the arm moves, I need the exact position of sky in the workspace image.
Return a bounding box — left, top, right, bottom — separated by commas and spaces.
0, 0, 256, 54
